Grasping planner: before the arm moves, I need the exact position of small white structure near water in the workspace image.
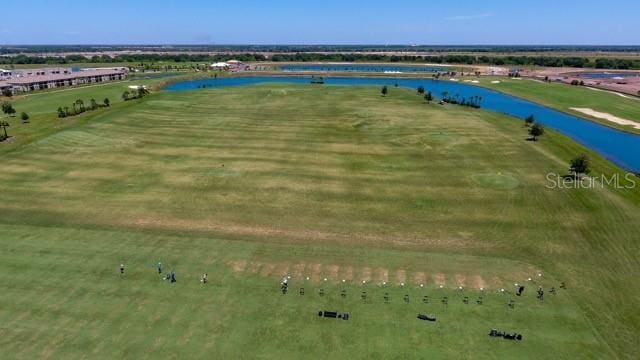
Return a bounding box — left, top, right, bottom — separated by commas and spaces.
210, 62, 229, 69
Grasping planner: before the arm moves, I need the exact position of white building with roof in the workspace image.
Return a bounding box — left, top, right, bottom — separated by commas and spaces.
0, 69, 13, 79
210, 62, 229, 69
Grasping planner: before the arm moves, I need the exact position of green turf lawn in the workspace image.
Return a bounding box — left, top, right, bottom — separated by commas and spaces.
478, 77, 640, 134
0, 75, 188, 149
0, 84, 638, 358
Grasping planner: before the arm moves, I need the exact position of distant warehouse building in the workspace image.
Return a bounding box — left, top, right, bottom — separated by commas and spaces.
0, 68, 127, 95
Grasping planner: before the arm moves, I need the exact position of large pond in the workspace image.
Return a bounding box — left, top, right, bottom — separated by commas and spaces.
165, 76, 640, 172
279, 64, 446, 73
576, 72, 640, 79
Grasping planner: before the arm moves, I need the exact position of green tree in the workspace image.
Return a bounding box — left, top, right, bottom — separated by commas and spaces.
424, 91, 433, 103
20, 112, 29, 123
569, 154, 591, 177
75, 99, 85, 112
2, 101, 15, 116
381, 86, 388, 97
90, 98, 98, 110
524, 115, 535, 127
529, 123, 545, 141
122, 91, 130, 101
57, 107, 66, 118
1, 89, 12, 97
103, 98, 110, 107
0, 120, 9, 140
417, 86, 425, 95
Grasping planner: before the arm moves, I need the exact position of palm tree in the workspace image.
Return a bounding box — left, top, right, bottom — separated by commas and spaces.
75, 99, 85, 112
0, 120, 9, 140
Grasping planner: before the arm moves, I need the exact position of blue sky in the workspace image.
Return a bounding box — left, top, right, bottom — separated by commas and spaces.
1, 0, 638, 45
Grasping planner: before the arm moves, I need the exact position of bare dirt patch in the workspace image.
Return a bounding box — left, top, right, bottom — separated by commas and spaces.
310, 263, 322, 282
433, 273, 446, 286
249, 261, 263, 274
327, 265, 340, 282
413, 271, 427, 285
227, 258, 512, 291
360, 267, 372, 282
260, 263, 275, 277
228, 259, 247, 273
292, 263, 306, 279
490, 276, 503, 288
274, 262, 290, 277
376, 268, 389, 283
342, 266, 354, 281
472, 275, 486, 289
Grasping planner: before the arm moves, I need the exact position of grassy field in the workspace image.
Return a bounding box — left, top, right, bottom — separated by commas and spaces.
0, 84, 639, 358
0, 75, 190, 149
479, 77, 640, 134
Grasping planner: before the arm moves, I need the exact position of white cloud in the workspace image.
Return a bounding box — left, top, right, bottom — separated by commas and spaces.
444, 13, 493, 21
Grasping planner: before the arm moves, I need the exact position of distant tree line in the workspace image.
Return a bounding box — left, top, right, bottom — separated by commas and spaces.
439, 91, 482, 108
3, 45, 640, 54
0, 53, 268, 65
2, 53, 640, 69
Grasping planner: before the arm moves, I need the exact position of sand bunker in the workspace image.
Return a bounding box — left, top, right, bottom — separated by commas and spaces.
585, 86, 636, 99
570, 108, 640, 129
491, 80, 501, 84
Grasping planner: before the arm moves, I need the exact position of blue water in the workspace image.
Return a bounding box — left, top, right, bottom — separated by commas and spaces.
280, 64, 445, 73
164, 76, 640, 172
578, 72, 640, 79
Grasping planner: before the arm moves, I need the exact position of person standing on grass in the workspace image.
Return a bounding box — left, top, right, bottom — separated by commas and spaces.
201, 273, 208, 284
120, 264, 125, 274
157, 262, 162, 274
